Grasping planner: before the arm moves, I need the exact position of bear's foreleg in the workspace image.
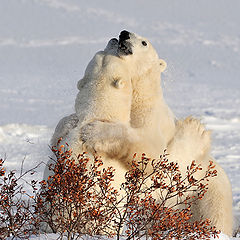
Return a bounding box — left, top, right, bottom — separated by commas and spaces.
167, 117, 211, 168
80, 120, 138, 159
51, 113, 79, 147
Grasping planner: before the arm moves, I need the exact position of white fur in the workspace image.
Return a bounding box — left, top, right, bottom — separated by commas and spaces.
44, 38, 136, 192
114, 33, 233, 235
46, 32, 233, 236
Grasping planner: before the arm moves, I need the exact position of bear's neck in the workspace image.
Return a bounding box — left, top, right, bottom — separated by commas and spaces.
130, 75, 176, 147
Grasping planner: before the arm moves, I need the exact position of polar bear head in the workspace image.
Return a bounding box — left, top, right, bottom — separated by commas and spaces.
116, 31, 172, 132
75, 38, 133, 124
117, 30, 167, 77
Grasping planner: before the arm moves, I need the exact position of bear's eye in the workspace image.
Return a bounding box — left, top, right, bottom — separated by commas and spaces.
112, 77, 124, 89
142, 41, 147, 46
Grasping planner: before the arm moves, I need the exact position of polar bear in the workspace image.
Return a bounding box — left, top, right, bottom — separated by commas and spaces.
50, 39, 121, 147
50, 38, 135, 159
46, 38, 140, 191
121, 31, 233, 236
79, 31, 233, 236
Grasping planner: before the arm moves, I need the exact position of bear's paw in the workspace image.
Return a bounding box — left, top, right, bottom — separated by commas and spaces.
175, 117, 211, 158
80, 120, 132, 158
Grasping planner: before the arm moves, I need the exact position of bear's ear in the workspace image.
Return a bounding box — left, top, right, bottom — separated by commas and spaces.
112, 77, 124, 89
159, 59, 167, 72
77, 78, 86, 90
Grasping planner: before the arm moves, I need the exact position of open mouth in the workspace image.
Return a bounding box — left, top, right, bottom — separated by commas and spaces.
118, 30, 133, 56
118, 41, 133, 55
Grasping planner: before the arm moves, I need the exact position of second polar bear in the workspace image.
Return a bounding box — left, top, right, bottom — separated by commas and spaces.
51, 38, 136, 159
80, 31, 233, 236
46, 39, 136, 188
122, 31, 233, 236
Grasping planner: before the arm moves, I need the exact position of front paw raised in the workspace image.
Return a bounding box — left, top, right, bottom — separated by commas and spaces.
175, 117, 211, 157
80, 120, 132, 158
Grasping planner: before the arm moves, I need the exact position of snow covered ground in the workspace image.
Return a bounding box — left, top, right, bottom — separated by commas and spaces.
0, 0, 240, 239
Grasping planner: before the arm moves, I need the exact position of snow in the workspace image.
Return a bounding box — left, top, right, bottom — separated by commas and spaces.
0, 0, 240, 239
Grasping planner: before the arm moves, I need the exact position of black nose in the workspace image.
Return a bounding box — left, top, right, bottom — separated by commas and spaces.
119, 30, 130, 42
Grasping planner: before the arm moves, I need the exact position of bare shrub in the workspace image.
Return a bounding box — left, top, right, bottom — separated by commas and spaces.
36, 144, 220, 240
0, 142, 220, 240
0, 158, 41, 239
36, 144, 118, 239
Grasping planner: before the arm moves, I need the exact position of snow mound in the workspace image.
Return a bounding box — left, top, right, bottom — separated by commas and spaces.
0, 124, 52, 178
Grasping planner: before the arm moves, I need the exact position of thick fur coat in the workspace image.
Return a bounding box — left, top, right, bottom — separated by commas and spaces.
45, 31, 233, 236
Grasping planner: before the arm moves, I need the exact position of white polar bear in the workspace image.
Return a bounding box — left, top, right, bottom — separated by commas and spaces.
78, 31, 233, 236
46, 38, 137, 190
47, 31, 233, 236
122, 31, 233, 236
50, 38, 135, 157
